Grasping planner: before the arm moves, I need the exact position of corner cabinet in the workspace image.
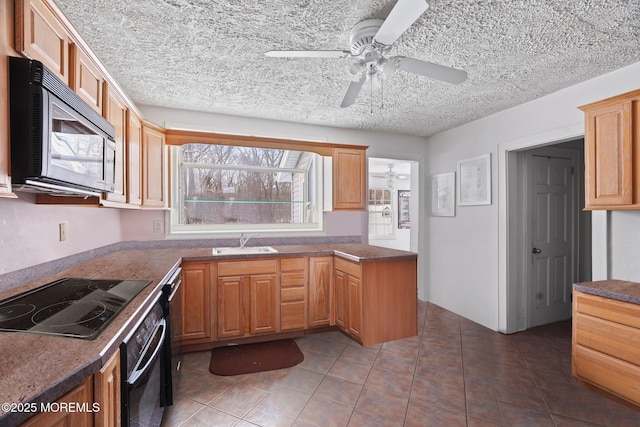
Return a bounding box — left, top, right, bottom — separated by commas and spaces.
332, 147, 367, 210
175, 261, 213, 345
580, 89, 640, 210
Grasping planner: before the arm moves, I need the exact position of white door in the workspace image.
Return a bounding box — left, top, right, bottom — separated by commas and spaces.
528, 154, 574, 327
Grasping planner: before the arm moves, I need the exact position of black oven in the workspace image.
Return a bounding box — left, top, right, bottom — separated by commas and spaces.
120, 293, 170, 427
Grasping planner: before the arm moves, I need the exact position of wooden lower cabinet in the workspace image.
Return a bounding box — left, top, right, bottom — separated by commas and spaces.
572, 291, 640, 406
176, 262, 213, 344
179, 254, 416, 349
20, 377, 94, 427
93, 349, 120, 427
336, 256, 417, 346
334, 258, 362, 340
217, 259, 278, 340
280, 257, 307, 331
308, 256, 333, 327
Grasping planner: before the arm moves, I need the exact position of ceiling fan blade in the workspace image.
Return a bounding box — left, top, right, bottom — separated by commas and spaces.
265, 50, 352, 59
340, 73, 367, 107
374, 0, 429, 46
398, 57, 467, 84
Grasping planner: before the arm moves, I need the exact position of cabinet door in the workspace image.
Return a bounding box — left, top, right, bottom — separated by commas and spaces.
103, 85, 127, 203
346, 275, 362, 339
127, 112, 143, 206
584, 101, 633, 207
332, 147, 366, 210
16, 0, 70, 84
94, 350, 120, 427
334, 269, 347, 329
249, 274, 277, 335
180, 262, 211, 342
308, 256, 333, 327
71, 42, 103, 114
21, 376, 94, 426
217, 276, 244, 339
142, 124, 167, 208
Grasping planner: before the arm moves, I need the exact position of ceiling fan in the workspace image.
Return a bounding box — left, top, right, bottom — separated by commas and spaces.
371, 164, 409, 180
265, 0, 467, 107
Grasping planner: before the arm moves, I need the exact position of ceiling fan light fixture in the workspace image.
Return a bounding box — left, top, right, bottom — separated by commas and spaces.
348, 60, 366, 78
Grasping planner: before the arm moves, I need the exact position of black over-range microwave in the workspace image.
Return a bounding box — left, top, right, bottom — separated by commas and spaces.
9, 56, 116, 196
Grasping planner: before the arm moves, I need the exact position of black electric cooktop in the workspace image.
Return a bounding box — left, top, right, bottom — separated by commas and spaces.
0, 278, 151, 340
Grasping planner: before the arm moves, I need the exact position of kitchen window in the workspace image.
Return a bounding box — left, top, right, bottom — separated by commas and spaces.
170, 143, 323, 233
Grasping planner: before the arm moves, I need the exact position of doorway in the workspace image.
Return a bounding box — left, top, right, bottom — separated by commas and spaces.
507, 139, 591, 331
368, 157, 418, 252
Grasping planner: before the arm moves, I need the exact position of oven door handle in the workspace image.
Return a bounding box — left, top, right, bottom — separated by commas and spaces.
127, 318, 167, 387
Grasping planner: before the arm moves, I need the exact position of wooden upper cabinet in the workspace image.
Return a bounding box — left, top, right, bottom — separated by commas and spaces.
127, 112, 143, 206
332, 147, 367, 210
580, 89, 640, 210
71, 42, 104, 114
103, 85, 127, 204
142, 122, 167, 208
15, 0, 70, 84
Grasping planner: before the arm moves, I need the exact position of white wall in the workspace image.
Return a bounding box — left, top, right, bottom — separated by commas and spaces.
0, 193, 121, 274
610, 211, 640, 281
425, 61, 640, 331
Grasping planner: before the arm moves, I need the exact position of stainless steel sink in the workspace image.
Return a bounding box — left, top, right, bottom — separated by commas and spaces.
212, 246, 278, 255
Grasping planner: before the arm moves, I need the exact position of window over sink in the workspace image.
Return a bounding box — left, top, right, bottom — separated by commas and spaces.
170, 143, 323, 234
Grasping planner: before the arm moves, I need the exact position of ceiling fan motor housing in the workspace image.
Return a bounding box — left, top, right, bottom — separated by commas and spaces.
349, 19, 385, 55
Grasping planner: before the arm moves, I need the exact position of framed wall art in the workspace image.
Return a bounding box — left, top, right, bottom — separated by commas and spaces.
458, 153, 491, 206
430, 172, 455, 217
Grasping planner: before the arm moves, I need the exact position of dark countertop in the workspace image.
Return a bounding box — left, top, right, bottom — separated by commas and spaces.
574, 279, 640, 305
0, 244, 415, 425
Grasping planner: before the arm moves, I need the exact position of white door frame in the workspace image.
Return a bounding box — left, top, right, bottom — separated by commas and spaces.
498, 123, 584, 333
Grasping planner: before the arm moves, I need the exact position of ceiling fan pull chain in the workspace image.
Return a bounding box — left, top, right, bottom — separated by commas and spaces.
370, 75, 374, 114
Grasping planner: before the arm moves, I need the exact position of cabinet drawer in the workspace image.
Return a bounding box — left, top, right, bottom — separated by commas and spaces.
218, 259, 277, 276
281, 301, 305, 331
574, 344, 640, 406
281, 272, 305, 287
575, 312, 640, 365
281, 257, 306, 272
575, 292, 640, 329
334, 257, 361, 278
281, 287, 305, 303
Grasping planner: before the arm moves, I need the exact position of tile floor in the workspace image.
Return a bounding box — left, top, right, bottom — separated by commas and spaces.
161, 301, 640, 426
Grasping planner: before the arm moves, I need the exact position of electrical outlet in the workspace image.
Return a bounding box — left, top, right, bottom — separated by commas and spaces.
59, 223, 67, 242
153, 220, 163, 234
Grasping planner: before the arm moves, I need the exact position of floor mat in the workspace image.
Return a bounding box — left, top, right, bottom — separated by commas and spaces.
209, 339, 304, 376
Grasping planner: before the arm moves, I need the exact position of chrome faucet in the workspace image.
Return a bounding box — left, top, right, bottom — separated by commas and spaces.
239, 233, 259, 248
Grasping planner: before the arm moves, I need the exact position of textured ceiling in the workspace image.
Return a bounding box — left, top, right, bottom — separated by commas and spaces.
55, 0, 640, 137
